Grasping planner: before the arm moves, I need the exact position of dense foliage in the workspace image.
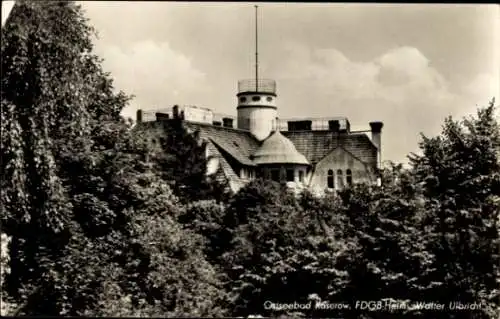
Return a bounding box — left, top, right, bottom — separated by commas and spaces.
147, 120, 229, 203
1, 1, 498, 318
1, 1, 227, 316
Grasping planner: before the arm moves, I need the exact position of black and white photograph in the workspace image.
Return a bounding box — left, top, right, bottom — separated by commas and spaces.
1, 1, 499, 317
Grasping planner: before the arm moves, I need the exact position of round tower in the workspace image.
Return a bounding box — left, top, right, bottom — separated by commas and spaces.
237, 78, 277, 141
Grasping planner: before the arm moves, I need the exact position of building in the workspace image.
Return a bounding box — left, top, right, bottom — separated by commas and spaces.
136, 78, 383, 194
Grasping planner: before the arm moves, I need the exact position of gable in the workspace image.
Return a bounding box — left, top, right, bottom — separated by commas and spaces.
309, 145, 377, 190
205, 140, 245, 193
317, 146, 371, 171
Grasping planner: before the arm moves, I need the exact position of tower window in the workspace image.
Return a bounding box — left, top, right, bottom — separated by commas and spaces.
346, 169, 353, 186
327, 169, 334, 189
286, 169, 294, 182
337, 169, 344, 189
240, 97, 247, 103
252, 96, 261, 102
299, 170, 304, 182
266, 96, 273, 102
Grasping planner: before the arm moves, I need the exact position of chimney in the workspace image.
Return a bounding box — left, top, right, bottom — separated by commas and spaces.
222, 117, 234, 128
173, 105, 179, 119
344, 119, 351, 133
136, 109, 143, 123
369, 121, 384, 168
329, 120, 340, 132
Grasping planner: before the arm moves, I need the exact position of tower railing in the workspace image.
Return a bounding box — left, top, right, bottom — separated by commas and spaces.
238, 79, 276, 94
275, 117, 349, 131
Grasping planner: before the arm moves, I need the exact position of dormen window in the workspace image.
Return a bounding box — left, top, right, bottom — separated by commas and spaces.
286, 169, 294, 182
327, 169, 334, 189
346, 169, 353, 186
337, 169, 344, 189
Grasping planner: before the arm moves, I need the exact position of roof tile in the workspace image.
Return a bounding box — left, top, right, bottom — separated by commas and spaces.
283, 131, 378, 165
184, 122, 260, 166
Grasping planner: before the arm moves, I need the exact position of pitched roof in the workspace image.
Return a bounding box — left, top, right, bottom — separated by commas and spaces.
142, 119, 377, 167
183, 122, 260, 166
282, 131, 378, 165
252, 131, 309, 165
206, 141, 245, 191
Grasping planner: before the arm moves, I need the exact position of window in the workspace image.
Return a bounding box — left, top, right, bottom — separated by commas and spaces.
252, 96, 261, 102
337, 169, 344, 189
346, 169, 353, 186
240, 97, 247, 103
299, 170, 304, 182
271, 169, 280, 182
256, 170, 262, 179
286, 169, 294, 182
266, 96, 273, 102
327, 169, 334, 189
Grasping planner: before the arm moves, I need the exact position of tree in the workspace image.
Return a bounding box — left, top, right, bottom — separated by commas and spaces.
1, 1, 228, 316
337, 179, 431, 318
179, 199, 227, 262
409, 99, 500, 318
336, 99, 499, 318
1, 1, 100, 314
146, 120, 229, 204
219, 180, 356, 318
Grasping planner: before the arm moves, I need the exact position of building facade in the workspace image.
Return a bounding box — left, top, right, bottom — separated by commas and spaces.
137, 78, 383, 194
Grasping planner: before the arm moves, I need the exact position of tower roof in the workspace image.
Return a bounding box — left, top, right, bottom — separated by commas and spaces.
252, 131, 309, 165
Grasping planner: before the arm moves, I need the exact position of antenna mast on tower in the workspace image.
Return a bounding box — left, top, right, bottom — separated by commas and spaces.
254, 5, 259, 91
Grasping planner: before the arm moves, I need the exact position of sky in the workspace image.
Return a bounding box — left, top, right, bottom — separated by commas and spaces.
35, 2, 500, 163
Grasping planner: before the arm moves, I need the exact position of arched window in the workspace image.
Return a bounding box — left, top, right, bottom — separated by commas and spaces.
346, 169, 353, 186
337, 169, 344, 189
327, 169, 334, 189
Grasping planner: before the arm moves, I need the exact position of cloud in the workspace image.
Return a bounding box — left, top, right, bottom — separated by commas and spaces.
463, 72, 499, 105
95, 40, 209, 121
274, 44, 490, 164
